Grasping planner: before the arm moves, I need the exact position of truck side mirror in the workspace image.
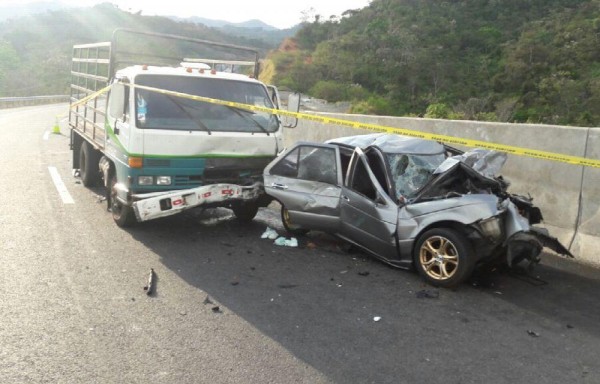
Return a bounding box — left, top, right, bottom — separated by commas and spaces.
284, 93, 300, 128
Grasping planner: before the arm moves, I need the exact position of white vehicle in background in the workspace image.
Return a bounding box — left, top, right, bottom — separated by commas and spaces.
69, 29, 299, 227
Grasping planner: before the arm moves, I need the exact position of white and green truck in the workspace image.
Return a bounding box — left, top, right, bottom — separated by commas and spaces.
69, 29, 298, 227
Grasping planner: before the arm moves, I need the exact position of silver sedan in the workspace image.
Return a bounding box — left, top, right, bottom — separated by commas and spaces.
264, 133, 572, 287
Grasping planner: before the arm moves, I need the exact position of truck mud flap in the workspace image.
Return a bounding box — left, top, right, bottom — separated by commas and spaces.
133, 183, 260, 222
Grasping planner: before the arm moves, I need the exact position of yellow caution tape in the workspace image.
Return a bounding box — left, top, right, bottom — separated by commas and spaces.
69, 85, 112, 109
70, 82, 600, 168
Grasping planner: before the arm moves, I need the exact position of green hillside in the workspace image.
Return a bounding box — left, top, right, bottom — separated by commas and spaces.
271, 0, 600, 126
0, 3, 272, 97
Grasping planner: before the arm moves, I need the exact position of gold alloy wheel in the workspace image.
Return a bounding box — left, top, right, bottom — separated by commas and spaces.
282, 206, 299, 230
419, 235, 459, 281
283, 207, 292, 226
281, 206, 308, 235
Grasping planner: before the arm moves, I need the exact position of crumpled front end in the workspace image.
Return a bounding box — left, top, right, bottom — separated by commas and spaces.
503, 198, 573, 269
416, 150, 573, 271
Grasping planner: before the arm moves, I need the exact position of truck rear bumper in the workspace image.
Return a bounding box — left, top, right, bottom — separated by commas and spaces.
132, 183, 262, 222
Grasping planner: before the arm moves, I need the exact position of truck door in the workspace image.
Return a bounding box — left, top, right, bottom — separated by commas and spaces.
106, 81, 131, 154
340, 148, 399, 261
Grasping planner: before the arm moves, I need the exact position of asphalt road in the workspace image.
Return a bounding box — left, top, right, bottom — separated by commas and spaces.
1, 104, 599, 384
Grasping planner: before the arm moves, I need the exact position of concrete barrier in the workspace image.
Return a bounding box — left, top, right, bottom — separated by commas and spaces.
284, 113, 598, 266
0, 95, 69, 109
571, 128, 600, 267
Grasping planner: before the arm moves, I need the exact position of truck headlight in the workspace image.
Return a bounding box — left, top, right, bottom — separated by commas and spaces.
479, 216, 503, 240
156, 176, 172, 185
138, 176, 154, 186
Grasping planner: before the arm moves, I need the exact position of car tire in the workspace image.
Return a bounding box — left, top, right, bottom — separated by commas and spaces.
232, 202, 259, 222
281, 206, 309, 235
79, 141, 101, 187
110, 174, 137, 228
413, 228, 474, 288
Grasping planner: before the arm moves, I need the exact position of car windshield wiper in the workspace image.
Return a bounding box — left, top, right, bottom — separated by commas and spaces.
165, 95, 212, 135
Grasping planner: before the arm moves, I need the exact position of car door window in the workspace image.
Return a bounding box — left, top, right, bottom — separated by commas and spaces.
350, 157, 377, 200
297, 146, 337, 184
270, 147, 299, 178
271, 146, 337, 184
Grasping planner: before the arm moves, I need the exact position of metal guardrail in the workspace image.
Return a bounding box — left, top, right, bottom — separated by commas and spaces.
0, 95, 70, 108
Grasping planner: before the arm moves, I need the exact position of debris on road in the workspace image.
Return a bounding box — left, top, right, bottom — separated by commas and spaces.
567, 324, 575, 329
277, 284, 298, 289
358, 271, 370, 277
373, 316, 382, 322
261, 227, 279, 240
527, 330, 540, 337
274, 237, 298, 247
416, 290, 439, 299
212, 306, 221, 313
143, 268, 156, 296
203, 295, 213, 305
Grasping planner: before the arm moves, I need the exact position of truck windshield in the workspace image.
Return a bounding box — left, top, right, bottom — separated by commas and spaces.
134, 75, 278, 133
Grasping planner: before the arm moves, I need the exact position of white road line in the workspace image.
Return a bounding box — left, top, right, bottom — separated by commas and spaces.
48, 166, 75, 204
43, 131, 50, 141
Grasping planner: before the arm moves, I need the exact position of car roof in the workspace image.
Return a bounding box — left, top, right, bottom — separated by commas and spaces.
326, 133, 445, 155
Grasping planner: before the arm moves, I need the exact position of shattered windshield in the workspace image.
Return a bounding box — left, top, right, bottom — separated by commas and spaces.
134, 75, 278, 133
387, 153, 447, 198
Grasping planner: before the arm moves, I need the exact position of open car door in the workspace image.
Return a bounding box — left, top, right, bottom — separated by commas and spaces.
264, 143, 343, 232
339, 148, 399, 261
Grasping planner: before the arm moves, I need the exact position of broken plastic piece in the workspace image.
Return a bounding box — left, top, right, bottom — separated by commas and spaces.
144, 268, 155, 296
261, 227, 279, 240
527, 330, 540, 337
274, 237, 298, 247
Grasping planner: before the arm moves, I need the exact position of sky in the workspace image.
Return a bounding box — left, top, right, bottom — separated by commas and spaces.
1, 0, 372, 29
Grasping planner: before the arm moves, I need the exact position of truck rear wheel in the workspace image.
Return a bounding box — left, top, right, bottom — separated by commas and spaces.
110, 174, 137, 227
79, 141, 101, 187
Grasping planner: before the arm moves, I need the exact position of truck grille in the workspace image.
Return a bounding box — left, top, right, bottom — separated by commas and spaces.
145, 159, 171, 167
174, 175, 203, 187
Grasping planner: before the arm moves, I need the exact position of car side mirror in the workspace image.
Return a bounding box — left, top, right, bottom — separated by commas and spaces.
375, 194, 387, 207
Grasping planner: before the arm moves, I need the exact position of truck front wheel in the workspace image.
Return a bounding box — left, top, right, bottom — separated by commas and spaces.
110, 175, 137, 227
232, 202, 259, 222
